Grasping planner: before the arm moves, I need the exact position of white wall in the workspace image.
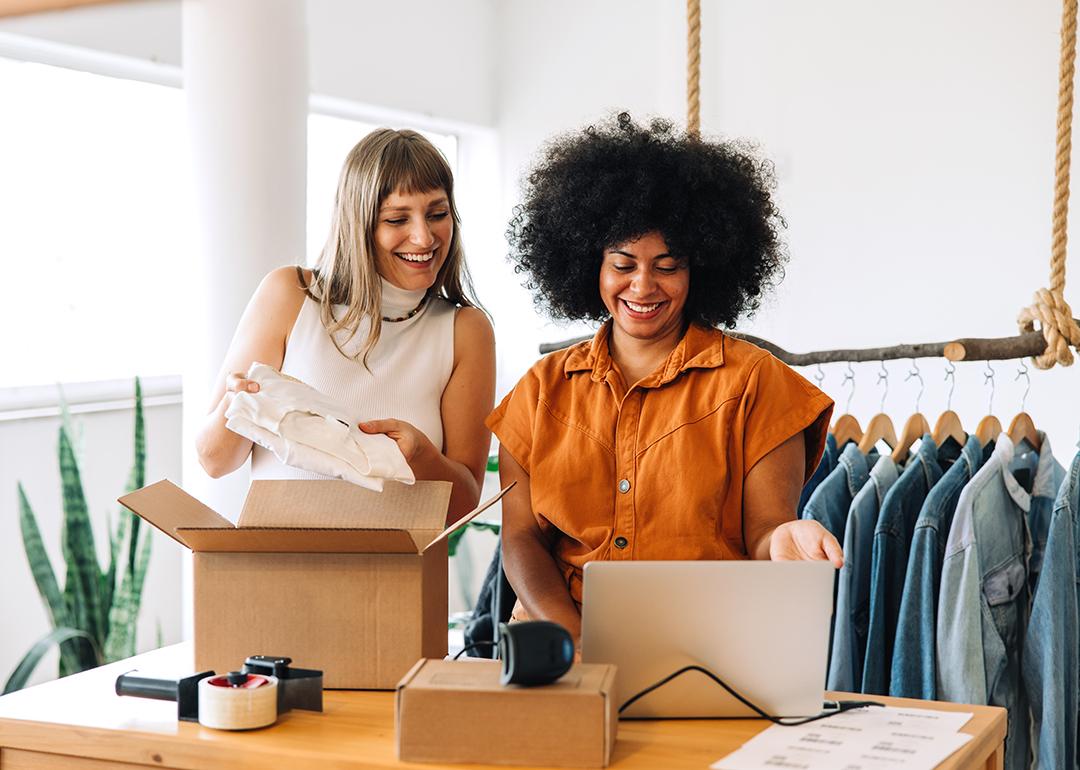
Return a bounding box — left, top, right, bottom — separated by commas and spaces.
492, 0, 1080, 457
490, 0, 686, 394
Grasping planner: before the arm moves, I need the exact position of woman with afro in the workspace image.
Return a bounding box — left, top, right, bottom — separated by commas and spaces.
487, 114, 842, 645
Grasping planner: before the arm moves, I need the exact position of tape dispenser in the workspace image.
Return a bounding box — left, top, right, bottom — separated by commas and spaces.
115, 654, 323, 730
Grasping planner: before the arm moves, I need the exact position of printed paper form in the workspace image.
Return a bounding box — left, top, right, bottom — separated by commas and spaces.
711, 706, 974, 770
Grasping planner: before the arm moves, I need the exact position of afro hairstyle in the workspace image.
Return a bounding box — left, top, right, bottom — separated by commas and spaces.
506, 113, 787, 329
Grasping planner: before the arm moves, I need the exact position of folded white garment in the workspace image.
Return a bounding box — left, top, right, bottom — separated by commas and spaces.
224, 362, 415, 491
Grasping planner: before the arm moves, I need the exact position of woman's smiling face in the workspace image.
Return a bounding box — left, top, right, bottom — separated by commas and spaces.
599, 230, 689, 342
373, 187, 453, 291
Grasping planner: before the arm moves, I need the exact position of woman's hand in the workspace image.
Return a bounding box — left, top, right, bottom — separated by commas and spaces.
768, 520, 844, 568
225, 372, 260, 396
359, 418, 437, 468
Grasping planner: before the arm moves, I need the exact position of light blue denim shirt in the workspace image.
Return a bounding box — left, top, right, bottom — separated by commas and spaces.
798, 433, 839, 519
937, 433, 1063, 770
1022, 443, 1078, 770
889, 435, 983, 699
861, 435, 946, 695
827, 454, 899, 693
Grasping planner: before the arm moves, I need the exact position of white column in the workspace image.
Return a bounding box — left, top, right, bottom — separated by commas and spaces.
180, 0, 308, 637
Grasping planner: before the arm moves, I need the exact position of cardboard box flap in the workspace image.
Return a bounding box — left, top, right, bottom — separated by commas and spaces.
238, 479, 451, 530
419, 483, 515, 553
176, 526, 418, 553
119, 480, 233, 548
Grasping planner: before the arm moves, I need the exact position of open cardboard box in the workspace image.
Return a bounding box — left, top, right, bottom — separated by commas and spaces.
120, 478, 509, 689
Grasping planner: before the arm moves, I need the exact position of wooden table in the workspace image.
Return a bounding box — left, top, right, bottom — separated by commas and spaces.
0, 644, 1005, 769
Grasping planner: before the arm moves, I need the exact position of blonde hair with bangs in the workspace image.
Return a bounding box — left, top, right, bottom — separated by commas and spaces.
310, 128, 476, 365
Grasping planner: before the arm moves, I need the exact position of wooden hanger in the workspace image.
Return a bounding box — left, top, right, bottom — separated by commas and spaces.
931, 363, 967, 449
858, 413, 898, 455
975, 362, 1002, 447
1006, 362, 1041, 452
892, 412, 930, 464
831, 414, 863, 448
932, 410, 967, 447
857, 362, 898, 455
831, 363, 862, 448
975, 415, 1002, 446
891, 362, 930, 464
1008, 412, 1040, 452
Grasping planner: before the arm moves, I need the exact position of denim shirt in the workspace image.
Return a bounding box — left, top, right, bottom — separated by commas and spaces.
861, 435, 945, 695
802, 442, 875, 671
802, 442, 874, 542
798, 433, 839, 518
1022, 443, 1077, 770
827, 454, 899, 693
889, 435, 984, 699
936, 434, 1063, 770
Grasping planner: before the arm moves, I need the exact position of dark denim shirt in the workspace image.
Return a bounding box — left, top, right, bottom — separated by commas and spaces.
1022, 443, 1078, 770
802, 441, 874, 543
937, 433, 1063, 770
798, 433, 839, 519
861, 435, 948, 695
889, 435, 983, 699
827, 454, 899, 693
802, 442, 875, 672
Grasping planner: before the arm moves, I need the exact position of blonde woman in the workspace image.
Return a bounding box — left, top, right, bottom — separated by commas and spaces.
196, 129, 495, 523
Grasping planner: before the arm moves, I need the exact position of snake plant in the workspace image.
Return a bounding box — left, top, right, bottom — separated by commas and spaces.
4, 378, 151, 693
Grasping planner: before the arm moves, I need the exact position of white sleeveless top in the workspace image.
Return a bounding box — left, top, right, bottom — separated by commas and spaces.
251, 278, 457, 480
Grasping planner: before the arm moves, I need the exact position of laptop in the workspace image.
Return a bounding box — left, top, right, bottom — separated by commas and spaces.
581, 560, 834, 719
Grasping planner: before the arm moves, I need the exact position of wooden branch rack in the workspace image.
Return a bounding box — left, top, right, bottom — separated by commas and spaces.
539, 321, 1080, 366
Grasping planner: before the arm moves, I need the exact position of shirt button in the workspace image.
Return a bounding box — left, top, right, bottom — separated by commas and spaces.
614, 536, 629, 549
618, 479, 631, 493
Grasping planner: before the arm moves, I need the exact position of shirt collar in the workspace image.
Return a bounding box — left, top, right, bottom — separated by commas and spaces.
838, 442, 873, 497
1032, 431, 1061, 499
991, 434, 1032, 512
563, 320, 726, 386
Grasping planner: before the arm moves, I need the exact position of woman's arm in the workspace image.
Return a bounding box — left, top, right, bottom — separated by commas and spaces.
498, 446, 583, 640
361, 306, 495, 523
743, 431, 844, 567
195, 267, 306, 478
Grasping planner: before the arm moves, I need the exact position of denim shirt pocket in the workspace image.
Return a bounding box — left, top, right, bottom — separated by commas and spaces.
982, 555, 1027, 649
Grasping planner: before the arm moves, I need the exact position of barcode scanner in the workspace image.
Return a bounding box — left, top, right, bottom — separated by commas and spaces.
497, 620, 574, 686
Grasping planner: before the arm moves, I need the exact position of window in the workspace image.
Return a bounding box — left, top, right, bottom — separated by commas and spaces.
0, 56, 459, 389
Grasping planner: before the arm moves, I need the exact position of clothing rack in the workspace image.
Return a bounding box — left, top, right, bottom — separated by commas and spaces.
539, 323, 1080, 364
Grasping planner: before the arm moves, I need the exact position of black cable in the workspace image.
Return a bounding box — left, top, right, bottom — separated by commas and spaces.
618, 665, 884, 725
453, 641, 497, 660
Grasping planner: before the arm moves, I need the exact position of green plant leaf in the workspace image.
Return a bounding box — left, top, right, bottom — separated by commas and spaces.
469, 522, 501, 536
446, 521, 502, 558
58, 426, 105, 666
447, 526, 467, 558
17, 484, 83, 674
104, 525, 152, 662
126, 377, 145, 578
101, 507, 126, 637
3, 627, 101, 694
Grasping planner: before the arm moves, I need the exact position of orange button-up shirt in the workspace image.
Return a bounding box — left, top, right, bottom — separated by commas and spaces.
487, 321, 834, 605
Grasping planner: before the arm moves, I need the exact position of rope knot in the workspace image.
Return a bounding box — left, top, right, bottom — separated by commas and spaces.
1017, 287, 1080, 368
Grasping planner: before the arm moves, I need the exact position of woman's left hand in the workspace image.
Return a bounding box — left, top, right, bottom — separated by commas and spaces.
768, 520, 844, 568
359, 418, 436, 468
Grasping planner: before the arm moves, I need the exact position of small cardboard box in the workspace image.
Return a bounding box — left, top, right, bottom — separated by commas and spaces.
120, 479, 507, 689
396, 659, 618, 767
